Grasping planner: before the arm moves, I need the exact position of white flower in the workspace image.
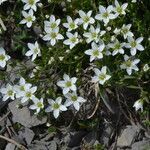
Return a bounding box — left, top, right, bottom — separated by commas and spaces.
25, 41, 41, 61
63, 16, 79, 31
0, 84, 15, 101
64, 92, 86, 111
22, 0, 40, 11
0, 47, 10, 68
43, 27, 64, 46
14, 77, 32, 98
29, 97, 44, 114
120, 55, 140, 75
92, 66, 111, 85
85, 42, 104, 62
95, 5, 116, 25
20, 9, 36, 28
121, 24, 133, 39
83, 25, 105, 43
114, 0, 128, 17
133, 100, 143, 112
20, 86, 37, 103
45, 97, 67, 118
79, 10, 95, 30
107, 39, 125, 56
57, 74, 77, 95
63, 32, 79, 49
132, 0, 137, 3
143, 64, 149, 72
0, 0, 7, 5
44, 15, 60, 30
125, 37, 144, 56
113, 28, 121, 35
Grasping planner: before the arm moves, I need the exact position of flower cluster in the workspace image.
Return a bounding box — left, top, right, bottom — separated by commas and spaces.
0, 0, 146, 120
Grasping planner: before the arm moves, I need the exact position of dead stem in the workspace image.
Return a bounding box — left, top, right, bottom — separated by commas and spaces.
0, 135, 27, 150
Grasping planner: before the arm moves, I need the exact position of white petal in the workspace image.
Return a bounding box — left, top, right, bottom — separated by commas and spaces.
53, 109, 60, 118
63, 88, 70, 95
136, 37, 143, 43
59, 105, 67, 111
73, 101, 80, 111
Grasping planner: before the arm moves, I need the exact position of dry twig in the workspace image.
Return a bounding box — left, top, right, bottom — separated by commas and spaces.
0, 135, 27, 150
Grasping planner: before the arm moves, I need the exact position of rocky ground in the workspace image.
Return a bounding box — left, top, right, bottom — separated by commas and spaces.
0, 64, 150, 150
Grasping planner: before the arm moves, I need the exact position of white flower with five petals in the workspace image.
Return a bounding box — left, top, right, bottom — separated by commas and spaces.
121, 24, 133, 39
107, 39, 125, 56
85, 42, 104, 62
57, 74, 77, 95
64, 92, 86, 111
78, 10, 95, 30
25, 41, 41, 61
0, 84, 15, 101
95, 5, 116, 25
44, 15, 60, 30
45, 97, 67, 118
63, 32, 79, 49
22, 0, 40, 11
125, 37, 144, 56
92, 66, 111, 85
120, 55, 140, 75
20, 9, 36, 28
29, 97, 44, 114
0, 47, 10, 68
20, 86, 37, 103
63, 16, 79, 31
14, 77, 32, 98
83, 25, 105, 43
113, 0, 128, 17
43, 27, 64, 46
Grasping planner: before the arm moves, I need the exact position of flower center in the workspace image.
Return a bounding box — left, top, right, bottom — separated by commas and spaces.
65, 81, 72, 87
93, 50, 99, 57
0, 54, 5, 61
50, 22, 57, 29
117, 6, 123, 14
37, 102, 43, 108
50, 32, 57, 39
70, 37, 77, 43
83, 16, 90, 23
20, 86, 25, 91
103, 12, 109, 18
122, 28, 128, 34
99, 73, 106, 80
26, 16, 33, 22
34, 48, 39, 53
26, 92, 32, 98
114, 43, 121, 50
69, 22, 75, 29
91, 32, 97, 39
29, 0, 35, 5
131, 41, 137, 48
125, 60, 132, 67
53, 103, 60, 109
71, 95, 77, 101
7, 90, 13, 96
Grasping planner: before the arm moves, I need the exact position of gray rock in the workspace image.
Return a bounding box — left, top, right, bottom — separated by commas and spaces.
47, 141, 57, 150
28, 140, 57, 150
131, 139, 150, 150
117, 125, 140, 148
5, 143, 16, 150
19, 128, 35, 145
100, 123, 113, 147
9, 100, 47, 128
